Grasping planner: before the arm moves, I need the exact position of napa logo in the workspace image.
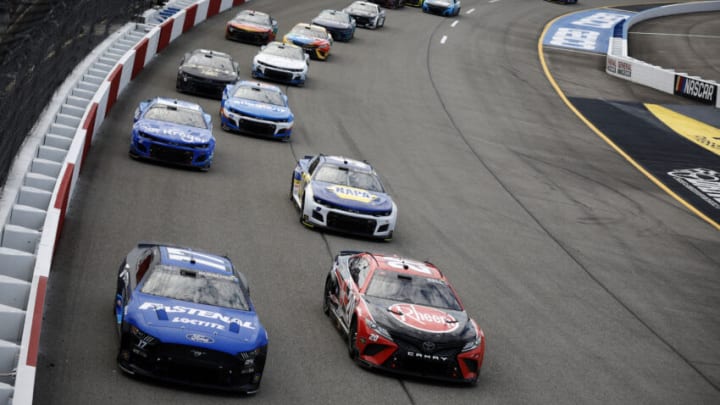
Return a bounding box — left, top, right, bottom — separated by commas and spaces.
327, 185, 377, 203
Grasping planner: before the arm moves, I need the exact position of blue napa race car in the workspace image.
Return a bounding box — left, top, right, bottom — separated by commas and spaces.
423, 0, 461, 16
220, 81, 294, 141
130, 97, 215, 170
115, 243, 268, 394
290, 154, 398, 241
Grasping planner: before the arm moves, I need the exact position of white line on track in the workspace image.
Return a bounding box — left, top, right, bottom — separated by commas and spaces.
489, 0, 500, 3
451, 20, 459, 27
629, 31, 720, 39
466, 8, 475, 14
441, 35, 448, 44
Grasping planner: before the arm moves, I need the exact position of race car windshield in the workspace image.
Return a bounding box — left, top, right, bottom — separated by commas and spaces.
235, 12, 269, 25
186, 53, 233, 71
263, 44, 304, 60
140, 265, 249, 310
314, 165, 384, 192
365, 270, 462, 311
233, 87, 285, 106
319, 11, 347, 23
143, 105, 207, 129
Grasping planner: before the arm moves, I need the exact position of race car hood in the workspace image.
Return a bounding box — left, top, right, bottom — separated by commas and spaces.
346, 9, 377, 18
312, 181, 393, 214
364, 297, 473, 343
126, 294, 266, 353
426, 0, 451, 6
180, 65, 237, 82
134, 119, 212, 145
228, 21, 270, 33
224, 97, 292, 121
255, 53, 307, 71
285, 34, 328, 48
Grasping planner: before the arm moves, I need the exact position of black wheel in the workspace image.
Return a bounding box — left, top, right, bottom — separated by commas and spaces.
220, 119, 230, 131
299, 196, 307, 224
322, 277, 332, 315
348, 318, 359, 360
289, 175, 296, 201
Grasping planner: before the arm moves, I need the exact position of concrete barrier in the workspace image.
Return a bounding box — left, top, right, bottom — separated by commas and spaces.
0, 1, 246, 403
606, 1, 720, 108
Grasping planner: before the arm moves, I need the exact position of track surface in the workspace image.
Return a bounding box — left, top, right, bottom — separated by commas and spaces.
34, 1, 720, 404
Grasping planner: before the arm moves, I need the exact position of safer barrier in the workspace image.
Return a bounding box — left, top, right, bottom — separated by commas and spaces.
606, 0, 720, 108
0, 1, 246, 404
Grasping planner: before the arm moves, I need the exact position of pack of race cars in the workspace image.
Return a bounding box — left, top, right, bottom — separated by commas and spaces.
120, 1, 485, 394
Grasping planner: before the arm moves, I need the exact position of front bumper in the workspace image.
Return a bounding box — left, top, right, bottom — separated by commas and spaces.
351, 16, 379, 29
301, 191, 396, 240
226, 27, 273, 45
220, 107, 292, 140
176, 74, 232, 99
252, 63, 306, 86
130, 132, 213, 169
353, 322, 483, 383
118, 340, 266, 394
423, 4, 457, 16
326, 27, 354, 42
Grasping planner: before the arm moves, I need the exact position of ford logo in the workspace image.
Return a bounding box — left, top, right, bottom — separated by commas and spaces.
186, 333, 214, 344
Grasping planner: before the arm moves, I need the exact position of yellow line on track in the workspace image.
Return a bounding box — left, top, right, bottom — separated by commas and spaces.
537, 14, 720, 231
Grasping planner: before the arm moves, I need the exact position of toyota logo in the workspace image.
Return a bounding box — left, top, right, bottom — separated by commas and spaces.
422, 341, 436, 352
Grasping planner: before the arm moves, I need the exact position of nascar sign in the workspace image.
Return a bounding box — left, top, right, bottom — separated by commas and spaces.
673, 76, 718, 105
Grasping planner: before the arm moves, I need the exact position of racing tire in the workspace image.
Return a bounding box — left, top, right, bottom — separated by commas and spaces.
322, 277, 332, 316
289, 175, 295, 202
379, 17, 385, 28
220, 119, 230, 132
348, 318, 359, 360
299, 196, 308, 224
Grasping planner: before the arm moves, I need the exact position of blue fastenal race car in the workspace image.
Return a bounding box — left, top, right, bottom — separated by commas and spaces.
290, 154, 397, 241
423, 0, 461, 16
115, 243, 268, 394
220, 81, 294, 141
129, 97, 215, 170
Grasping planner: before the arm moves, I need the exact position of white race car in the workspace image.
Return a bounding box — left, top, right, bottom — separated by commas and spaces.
291, 155, 397, 240
343, 1, 386, 29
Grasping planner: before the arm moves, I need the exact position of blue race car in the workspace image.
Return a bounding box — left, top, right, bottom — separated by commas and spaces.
130, 97, 215, 170
311, 9, 356, 42
220, 81, 294, 141
290, 154, 398, 240
423, 0, 461, 16
115, 243, 268, 394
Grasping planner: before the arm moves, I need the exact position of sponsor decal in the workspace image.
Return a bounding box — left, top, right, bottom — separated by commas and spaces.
237, 99, 285, 112
406, 351, 449, 362
668, 168, 720, 209
186, 333, 214, 344
607, 57, 617, 74
618, 60, 632, 77
327, 185, 378, 203
544, 10, 634, 54
166, 247, 227, 271
388, 303, 459, 333
139, 302, 256, 330
674, 76, 717, 105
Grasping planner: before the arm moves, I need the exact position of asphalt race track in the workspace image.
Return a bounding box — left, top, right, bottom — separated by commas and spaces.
33, 1, 720, 404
